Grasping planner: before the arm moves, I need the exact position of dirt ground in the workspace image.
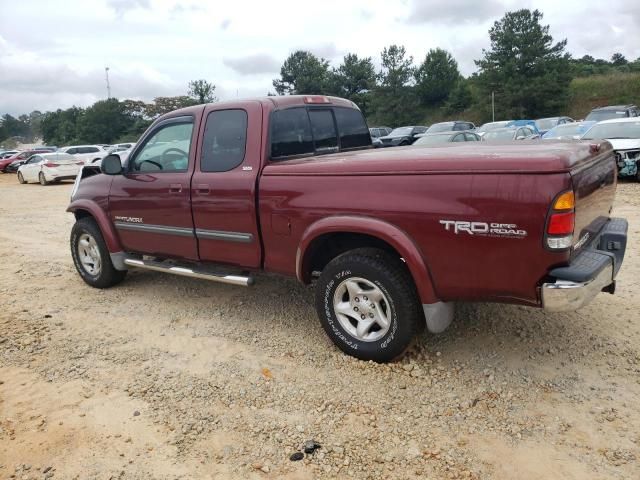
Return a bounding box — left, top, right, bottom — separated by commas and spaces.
0, 173, 638, 480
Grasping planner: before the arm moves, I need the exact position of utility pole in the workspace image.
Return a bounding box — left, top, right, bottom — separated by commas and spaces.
491, 91, 495, 122
105, 67, 111, 99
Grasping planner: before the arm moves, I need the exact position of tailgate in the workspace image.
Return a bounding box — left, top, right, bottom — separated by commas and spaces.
570, 142, 617, 252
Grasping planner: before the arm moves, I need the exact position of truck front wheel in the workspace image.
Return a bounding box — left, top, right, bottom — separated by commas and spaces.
314, 248, 421, 362
70, 217, 127, 288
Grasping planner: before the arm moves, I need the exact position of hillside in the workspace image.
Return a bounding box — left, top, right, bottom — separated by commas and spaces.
567, 72, 640, 120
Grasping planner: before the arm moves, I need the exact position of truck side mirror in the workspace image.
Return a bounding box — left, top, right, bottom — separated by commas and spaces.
101, 154, 123, 175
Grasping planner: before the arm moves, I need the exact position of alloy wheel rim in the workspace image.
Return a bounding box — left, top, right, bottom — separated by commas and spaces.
77, 233, 101, 276
333, 277, 391, 342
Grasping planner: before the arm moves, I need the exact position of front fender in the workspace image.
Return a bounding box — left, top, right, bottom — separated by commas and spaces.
297, 216, 438, 304
67, 199, 122, 253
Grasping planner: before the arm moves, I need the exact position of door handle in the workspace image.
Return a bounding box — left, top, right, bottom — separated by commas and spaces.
169, 183, 183, 193
195, 184, 210, 194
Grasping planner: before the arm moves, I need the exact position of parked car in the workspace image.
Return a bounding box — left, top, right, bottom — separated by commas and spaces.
413, 131, 480, 145
482, 126, 539, 141
535, 117, 574, 136
67, 95, 627, 362
585, 105, 639, 122
0, 149, 57, 172
17, 152, 83, 185
378, 126, 428, 147
581, 117, 640, 180
542, 121, 596, 140
0, 150, 20, 159
427, 121, 475, 133
475, 121, 512, 137
58, 145, 108, 164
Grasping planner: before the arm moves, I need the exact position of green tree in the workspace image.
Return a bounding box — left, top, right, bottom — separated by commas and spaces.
475, 9, 572, 118
145, 96, 195, 118
77, 99, 134, 144
188, 79, 217, 104
371, 45, 418, 126
272, 50, 331, 95
40, 107, 84, 146
415, 48, 460, 105
611, 53, 628, 66
330, 53, 377, 114
446, 79, 473, 113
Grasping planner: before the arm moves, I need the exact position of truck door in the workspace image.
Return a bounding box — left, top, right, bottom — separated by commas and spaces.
108, 114, 200, 260
190, 101, 262, 268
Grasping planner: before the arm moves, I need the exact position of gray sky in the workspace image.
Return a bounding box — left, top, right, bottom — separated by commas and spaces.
0, 0, 638, 115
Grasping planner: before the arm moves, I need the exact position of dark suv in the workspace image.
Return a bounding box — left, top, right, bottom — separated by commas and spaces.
585, 105, 639, 122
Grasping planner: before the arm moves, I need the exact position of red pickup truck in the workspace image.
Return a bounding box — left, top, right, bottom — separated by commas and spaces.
67, 95, 628, 362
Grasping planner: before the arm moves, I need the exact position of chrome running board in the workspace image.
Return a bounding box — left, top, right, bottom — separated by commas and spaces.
123, 258, 254, 287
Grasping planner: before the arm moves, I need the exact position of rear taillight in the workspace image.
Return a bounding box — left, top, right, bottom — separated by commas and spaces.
545, 190, 575, 250
44, 162, 59, 167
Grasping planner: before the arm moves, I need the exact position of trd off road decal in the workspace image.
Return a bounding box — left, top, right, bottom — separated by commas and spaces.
439, 220, 527, 239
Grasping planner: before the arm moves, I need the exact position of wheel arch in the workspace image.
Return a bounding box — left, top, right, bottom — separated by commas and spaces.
297, 216, 438, 304
67, 199, 122, 253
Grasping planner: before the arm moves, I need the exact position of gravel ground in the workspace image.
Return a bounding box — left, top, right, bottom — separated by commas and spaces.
0, 173, 639, 480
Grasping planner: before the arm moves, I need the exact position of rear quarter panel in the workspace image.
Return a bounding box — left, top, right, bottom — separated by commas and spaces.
259, 171, 571, 305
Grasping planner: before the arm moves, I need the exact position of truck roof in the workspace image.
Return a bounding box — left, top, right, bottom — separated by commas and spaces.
167, 95, 360, 119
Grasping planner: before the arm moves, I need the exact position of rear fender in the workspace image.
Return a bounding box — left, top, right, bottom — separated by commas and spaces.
297, 216, 438, 304
67, 199, 122, 253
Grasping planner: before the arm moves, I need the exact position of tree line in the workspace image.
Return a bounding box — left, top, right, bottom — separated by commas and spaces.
2, 8, 639, 147
0, 80, 217, 147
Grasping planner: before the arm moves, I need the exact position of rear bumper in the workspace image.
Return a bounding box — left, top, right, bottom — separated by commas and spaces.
542, 218, 627, 312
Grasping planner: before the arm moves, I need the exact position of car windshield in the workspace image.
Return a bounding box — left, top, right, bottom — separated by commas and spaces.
389, 127, 413, 136
427, 123, 453, 133
538, 123, 584, 138
483, 129, 515, 140
585, 110, 628, 122
582, 121, 640, 140
413, 134, 452, 145
477, 121, 509, 133
535, 118, 558, 131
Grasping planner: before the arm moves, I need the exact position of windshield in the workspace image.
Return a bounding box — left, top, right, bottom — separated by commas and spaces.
585, 110, 628, 122
389, 127, 413, 136
477, 121, 508, 133
413, 134, 452, 145
582, 121, 640, 140
535, 118, 558, 131
543, 124, 582, 138
427, 123, 453, 133
483, 129, 515, 140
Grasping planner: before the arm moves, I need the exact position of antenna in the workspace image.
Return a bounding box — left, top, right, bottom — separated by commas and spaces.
105, 67, 111, 99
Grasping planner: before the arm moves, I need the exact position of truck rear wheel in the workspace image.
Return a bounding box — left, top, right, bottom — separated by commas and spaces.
314, 248, 420, 362
70, 217, 127, 288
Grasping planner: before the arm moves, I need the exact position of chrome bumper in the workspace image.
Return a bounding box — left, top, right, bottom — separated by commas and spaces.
542, 263, 613, 312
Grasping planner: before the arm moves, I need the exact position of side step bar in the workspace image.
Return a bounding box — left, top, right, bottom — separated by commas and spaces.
123, 258, 254, 287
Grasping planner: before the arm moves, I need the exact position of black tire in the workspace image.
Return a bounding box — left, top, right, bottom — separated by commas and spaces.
70, 217, 127, 288
39, 172, 49, 185
17, 172, 26, 184
314, 248, 421, 362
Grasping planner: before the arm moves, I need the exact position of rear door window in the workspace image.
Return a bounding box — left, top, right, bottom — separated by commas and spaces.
200, 109, 248, 172
334, 107, 370, 150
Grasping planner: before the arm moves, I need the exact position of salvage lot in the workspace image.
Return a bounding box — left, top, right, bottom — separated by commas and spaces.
0, 174, 639, 479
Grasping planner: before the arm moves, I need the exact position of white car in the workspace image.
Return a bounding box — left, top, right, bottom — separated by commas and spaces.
17, 152, 83, 185
581, 117, 640, 180
57, 145, 108, 165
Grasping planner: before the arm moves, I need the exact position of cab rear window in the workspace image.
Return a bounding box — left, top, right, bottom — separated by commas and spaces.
270, 106, 370, 160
